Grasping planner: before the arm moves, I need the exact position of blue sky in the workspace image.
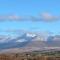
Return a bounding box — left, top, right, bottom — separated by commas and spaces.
0, 0, 60, 35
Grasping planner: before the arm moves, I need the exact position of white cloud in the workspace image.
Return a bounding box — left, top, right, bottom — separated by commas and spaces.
40, 12, 59, 21
0, 12, 59, 22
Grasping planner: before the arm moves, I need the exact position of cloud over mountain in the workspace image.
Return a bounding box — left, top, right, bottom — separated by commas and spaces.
0, 12, 59, 22
40, 12, 59, 22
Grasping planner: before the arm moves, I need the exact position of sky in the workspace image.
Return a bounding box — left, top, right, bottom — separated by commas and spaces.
0, 0, 60, 35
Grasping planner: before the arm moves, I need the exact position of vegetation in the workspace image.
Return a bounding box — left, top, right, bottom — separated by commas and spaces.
0, 51, 60, 60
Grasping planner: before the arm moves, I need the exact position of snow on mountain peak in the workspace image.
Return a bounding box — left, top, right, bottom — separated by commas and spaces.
16, 39, 27, 42
26, 33, 36, 37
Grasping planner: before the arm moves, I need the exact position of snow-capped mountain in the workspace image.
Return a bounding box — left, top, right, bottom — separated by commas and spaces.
0, 32, 37, 49
0, 32, 60, 53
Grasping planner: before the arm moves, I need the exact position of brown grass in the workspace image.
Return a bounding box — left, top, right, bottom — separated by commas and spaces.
0, 53, 60, 60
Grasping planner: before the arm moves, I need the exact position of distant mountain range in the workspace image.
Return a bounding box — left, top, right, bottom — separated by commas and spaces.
0, 32, 37, 49
0, 32, 60, 53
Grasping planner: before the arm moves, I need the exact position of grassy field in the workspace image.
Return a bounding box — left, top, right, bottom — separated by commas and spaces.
0, 51, 60, 60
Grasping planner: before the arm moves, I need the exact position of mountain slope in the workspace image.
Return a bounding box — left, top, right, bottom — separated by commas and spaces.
0, 33, 60, 53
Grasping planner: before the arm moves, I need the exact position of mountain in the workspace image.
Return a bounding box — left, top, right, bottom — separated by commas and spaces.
47, 35, 60, 47
0, 32, 37, 49
0, 32, 60, 53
